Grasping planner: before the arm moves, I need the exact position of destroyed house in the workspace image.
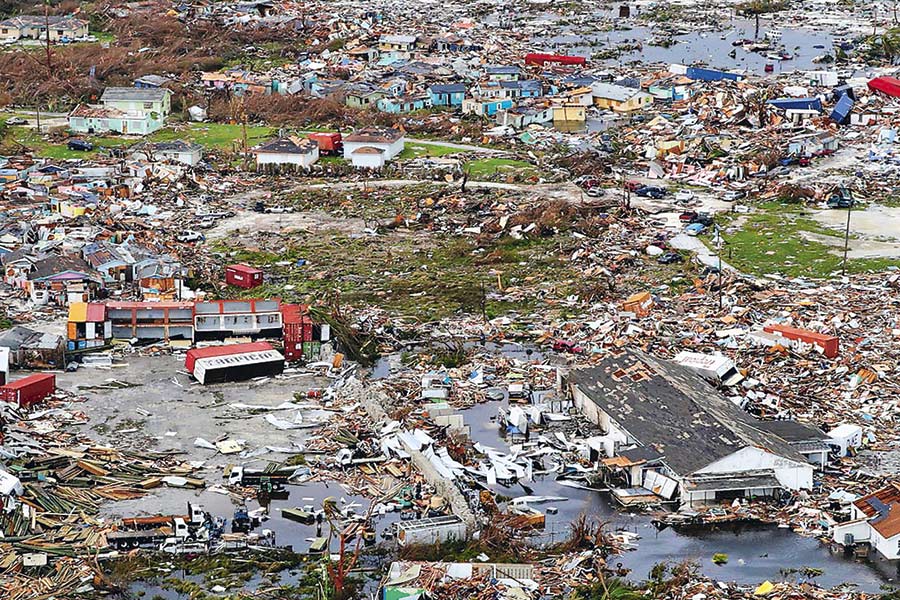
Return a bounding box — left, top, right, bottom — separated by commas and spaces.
27, 255, 102, 305
0, 326, 66, 369
0, 15, 87, 42
832, 483, 900, 560
252, 137, 319, 169
566, 349, 813, 506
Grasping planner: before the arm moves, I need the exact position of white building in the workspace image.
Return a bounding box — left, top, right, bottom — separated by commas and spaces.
130, 140, 203, 166
832, 483, 900, 560
566, 349, 815, 507
342, 128, 405, 167
252, 137, 319, 169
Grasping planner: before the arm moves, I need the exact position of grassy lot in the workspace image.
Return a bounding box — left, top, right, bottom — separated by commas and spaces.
0, 120, 277, 158
148, 123, 276, 150
467, 158, 537, 179
398, 142, 462, 159
711, 202, 897, 277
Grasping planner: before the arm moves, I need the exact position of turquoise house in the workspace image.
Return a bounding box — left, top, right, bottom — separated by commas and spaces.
429, 83, 466, 107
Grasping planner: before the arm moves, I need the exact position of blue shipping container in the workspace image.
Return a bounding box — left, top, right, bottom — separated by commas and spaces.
686, 67, 743, 82
767, 97, 823, 111
830, 94, 854, 124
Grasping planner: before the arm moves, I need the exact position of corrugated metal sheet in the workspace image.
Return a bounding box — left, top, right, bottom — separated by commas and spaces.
830, 94, 854, 124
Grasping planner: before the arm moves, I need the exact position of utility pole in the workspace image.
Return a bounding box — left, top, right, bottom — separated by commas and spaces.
43, 0, 52, 73
841, 197, 852, 276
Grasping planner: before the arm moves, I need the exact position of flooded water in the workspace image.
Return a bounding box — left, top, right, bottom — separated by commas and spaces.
533, 20, 835, 75
460, 399, 892, 591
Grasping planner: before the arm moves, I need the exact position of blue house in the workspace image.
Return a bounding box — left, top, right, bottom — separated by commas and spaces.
484, 65, 521, 81
429, 83, 466, 107
509, 79, 543, 98
462, 97, 514, 117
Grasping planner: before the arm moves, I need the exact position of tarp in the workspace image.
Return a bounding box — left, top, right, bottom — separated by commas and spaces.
868, 76, 900, 98
830, 94, 854, 124
767, 97, 823, 111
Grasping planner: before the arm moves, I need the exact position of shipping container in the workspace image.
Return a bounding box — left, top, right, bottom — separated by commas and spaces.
763, 324, 839, 358
0, 373, 56, 408
868, 76, 900, 98
830, 94, 853, 124
302, 341, 321, 361
766, 97, 823, 112
524, 52, 586, 66
185, 341, 275, 373
193, 348, 285, 385
685, 66, 743, 82
225, 264, 264, 289
307, 132, 343, 155
397, 515, 466, 547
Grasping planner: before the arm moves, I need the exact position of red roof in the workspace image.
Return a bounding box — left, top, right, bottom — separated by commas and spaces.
855, 482, 900, 538
868, 76, 900, 98
185, 342, 274, 372
107, 301, 194, 310
226, 264, 263, 276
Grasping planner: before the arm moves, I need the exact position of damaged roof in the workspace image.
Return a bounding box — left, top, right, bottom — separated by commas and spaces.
567, 349, 806, 476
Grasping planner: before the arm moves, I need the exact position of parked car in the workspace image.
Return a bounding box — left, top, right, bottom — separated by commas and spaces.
584, 187, 605, 197
177, 230, 205, 243
675, 190, 695, 202
692, 212, 715, 226
798, 156, 811, 167
552, 340, 584, 354
684, 222, 706, 236
5, 116, 26, 125
636, 186, 667, 199
625, 180, 643, 192
657, 252, 684, 264
700, 264, 721, 275
722, 190, 745, 202
679, 210, 698, 223
67, 139, 94, 151
813, 148, 836, 158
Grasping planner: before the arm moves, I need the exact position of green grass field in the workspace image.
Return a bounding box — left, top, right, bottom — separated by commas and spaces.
710, 203, 897, 277
398, 142, 462, 159
466, 158, 537, 179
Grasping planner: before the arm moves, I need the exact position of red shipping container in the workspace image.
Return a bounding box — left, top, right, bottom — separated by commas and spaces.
284, 341, 304, 361
525, 52, 586, 66
0, 373, 56, 408
763, 324, 839, 358
185, 341, 274, 373
284, 323, 302, 342
225, 264, 264, 289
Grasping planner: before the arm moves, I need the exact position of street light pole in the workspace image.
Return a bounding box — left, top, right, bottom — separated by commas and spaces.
841, 202, 851, 276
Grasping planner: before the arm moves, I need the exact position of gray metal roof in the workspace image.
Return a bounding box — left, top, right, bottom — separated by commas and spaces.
567, 349, 806, 477
101, 87, 170, 103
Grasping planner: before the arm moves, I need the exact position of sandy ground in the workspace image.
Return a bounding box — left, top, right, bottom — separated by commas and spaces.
809, 205, 900, 259
55, 355, 332, 519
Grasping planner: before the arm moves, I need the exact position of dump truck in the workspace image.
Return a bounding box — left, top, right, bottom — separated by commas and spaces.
108, 503, 210, 550
227, 465, 296, 488
307, 132, 343, 155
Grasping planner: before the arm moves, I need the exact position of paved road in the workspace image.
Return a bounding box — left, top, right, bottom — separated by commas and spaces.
670, 232, 736, 271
